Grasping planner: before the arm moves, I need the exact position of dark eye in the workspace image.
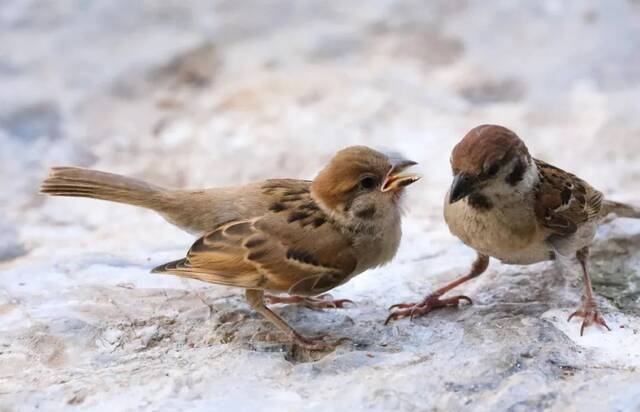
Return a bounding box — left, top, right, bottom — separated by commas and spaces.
487, 164, 500, 177
359, 176, 378, 190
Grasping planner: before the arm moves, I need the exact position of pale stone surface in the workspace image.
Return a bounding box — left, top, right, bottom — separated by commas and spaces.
1, 1, 640, 411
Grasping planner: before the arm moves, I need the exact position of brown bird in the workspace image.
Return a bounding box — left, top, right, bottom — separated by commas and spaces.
41, 146, 420, 349
386, 125, 640, 335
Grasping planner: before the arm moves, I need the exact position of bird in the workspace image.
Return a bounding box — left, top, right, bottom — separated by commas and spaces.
41, 146, 420, 349
386, 125, 640, 335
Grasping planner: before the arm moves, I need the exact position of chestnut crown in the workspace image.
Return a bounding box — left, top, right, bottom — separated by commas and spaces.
451, 125, 530, 178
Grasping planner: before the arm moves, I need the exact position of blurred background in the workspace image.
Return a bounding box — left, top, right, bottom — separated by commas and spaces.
2, 1, 640, 411
3, 0, 640, 211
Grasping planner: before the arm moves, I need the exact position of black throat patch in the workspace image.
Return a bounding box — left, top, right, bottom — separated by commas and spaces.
467, 193, 493, 211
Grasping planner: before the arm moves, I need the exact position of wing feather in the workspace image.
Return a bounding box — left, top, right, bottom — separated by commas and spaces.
152, 184, 358, 295
534, 159, 603, 238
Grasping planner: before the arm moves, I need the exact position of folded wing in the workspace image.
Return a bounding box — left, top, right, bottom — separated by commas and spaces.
153, 210, 358, 296
533, 159, 603, 238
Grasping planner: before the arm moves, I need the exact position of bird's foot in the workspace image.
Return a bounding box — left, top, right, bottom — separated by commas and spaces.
385, 293, 472, 325
567, 297, 611, 336
264, 293, 354, 310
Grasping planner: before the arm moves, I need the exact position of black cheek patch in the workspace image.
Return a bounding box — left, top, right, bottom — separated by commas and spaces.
561, 187, 572, 205
468, 193, 493, 211
505, 158, 527, 186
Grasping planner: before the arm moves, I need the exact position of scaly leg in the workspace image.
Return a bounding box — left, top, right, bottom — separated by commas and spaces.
567, 247, 611, 335
264, 293, 354, 310
245, 289, 334, 350
385, 253, 489, 325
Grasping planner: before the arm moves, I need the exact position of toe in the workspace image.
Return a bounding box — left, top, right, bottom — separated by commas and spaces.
385, 309, 411, 325
595, 314, 611, 331
567, 309, 585, 322
388, 302, 418, 311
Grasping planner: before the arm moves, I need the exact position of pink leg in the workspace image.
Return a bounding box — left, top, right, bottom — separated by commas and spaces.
386, 253, 489, 325
567, 247, 611, 336
246, 289, 335, 350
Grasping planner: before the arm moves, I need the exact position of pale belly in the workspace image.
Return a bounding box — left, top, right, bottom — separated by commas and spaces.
444, 196, 552, 265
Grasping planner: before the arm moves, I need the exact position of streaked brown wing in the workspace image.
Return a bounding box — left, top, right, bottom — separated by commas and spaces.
533, 159, 603, 238
153, 183, 358, 295
151, 219, 267, 289
252, 213, 358, 296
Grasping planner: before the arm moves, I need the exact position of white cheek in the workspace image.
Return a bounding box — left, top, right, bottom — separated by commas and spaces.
519, 163, 539, 191
484, 160, 538, 198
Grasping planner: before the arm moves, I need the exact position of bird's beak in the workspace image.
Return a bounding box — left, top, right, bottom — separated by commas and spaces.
381, 159, 421, 192
449, 173, 478, 204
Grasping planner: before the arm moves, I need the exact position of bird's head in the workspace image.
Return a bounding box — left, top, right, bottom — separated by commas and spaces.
449, 125, 534, 204
311, 146, 420, 222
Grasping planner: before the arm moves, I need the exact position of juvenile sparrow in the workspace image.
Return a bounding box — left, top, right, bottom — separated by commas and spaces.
386, 125, 639, 335
41, 146, 420, 349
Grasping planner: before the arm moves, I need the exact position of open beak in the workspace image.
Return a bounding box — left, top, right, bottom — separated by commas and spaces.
449, 173, 478, 203
381, 159, 421, 192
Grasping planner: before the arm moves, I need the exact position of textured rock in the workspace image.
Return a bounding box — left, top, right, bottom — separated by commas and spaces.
1, 1, 640, 411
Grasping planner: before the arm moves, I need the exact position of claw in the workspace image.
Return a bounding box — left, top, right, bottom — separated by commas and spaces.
385, 294, 473, 325
567, 299, 611, 336
388, 302, 417, 311
384, 311, 405, 325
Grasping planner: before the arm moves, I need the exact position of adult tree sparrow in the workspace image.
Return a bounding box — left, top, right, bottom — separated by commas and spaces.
386, 125, 639, 335
41, 146, 420, 349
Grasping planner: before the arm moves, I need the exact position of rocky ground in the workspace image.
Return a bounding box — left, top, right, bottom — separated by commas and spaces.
1, 1, 640, 411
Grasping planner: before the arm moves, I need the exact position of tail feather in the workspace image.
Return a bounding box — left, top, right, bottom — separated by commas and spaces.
152, 257, 263, 288
41, 167, 166, 208
602, 200, 640, 219
151, 258, 189, 273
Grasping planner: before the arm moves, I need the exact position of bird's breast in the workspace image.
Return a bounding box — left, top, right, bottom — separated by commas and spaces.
350, 214, 403, 274
443, 192, 550, 265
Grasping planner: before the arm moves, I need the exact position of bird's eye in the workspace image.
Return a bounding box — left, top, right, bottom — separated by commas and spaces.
359, 176, 378, 190
487, 164, 500, 177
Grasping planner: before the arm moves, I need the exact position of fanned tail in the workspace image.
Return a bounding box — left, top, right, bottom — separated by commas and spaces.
40, 167, 166, 208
